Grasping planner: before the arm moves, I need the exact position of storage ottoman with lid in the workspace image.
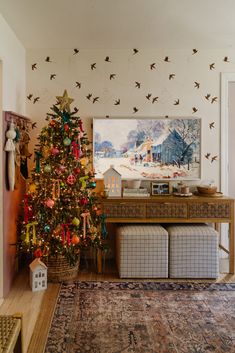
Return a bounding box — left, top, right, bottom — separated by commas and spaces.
166, 224, 219, 278
116, 224, 168, 278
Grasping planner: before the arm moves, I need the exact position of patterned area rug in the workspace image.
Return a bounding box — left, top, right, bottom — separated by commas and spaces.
45, 282, 235, 353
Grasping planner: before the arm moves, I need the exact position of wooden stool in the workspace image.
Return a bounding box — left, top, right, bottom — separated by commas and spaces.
0, 314, 22, 353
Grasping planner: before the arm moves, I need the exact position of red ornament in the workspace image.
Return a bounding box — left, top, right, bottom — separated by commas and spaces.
73, 167, 81, 174
79, 197, 88, 206
45, 199, 55, 208
50, 120, 56, 127
64, 123, 70, 131
34, 249, 42, 258
67, 174, 76, 185
71, 234, 80, 245
51, 147, 60, 155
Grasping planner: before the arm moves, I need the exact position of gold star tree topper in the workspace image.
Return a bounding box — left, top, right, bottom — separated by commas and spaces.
56, 90, 74, 112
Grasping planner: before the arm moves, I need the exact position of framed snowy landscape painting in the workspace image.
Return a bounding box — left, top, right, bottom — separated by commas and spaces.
93, 117, 201, 180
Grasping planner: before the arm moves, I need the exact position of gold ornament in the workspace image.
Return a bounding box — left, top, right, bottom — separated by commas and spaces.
28, 183, 37, 193
56, 90, 74, 112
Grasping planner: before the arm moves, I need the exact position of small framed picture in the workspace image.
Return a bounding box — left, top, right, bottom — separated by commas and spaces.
151, 181, 170, 195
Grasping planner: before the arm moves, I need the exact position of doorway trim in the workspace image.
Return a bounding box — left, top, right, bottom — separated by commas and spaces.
221, 72, 235, 194
0, 61, 3, 303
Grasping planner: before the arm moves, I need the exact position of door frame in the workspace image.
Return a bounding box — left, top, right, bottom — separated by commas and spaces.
221, 72, 235, 194
0, 61, 3, 303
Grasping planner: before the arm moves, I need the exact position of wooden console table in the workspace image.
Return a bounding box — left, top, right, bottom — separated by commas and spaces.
101, 195, 235, 274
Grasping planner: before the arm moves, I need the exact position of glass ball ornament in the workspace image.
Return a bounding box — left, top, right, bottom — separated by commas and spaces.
50, 120, 56, 127
67, 174, 76, 185
73, 167, 81, 174
44, 164, 51, 173
51, 147, 60, 155
45, 199, 55, 208
63, 137, 71, 146
79, 197, 88, 206
71, 234, 80, 245
72, 217, 80, 226
89, 181, 96, 189
64, 123, 70, 131
44, 225, 50, 232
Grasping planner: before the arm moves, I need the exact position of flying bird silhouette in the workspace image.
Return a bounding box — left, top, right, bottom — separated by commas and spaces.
50, 74, 56, 80
209, 63, 215, 70
211, 96, 218, 104
133, 107, 138, 114
174, 99, 180, 105
133, 48, 139, 55
74, 107, 79, 113
93, 97, 99, 103
109, 74, 116, 80
32, 122, 37, 129
45, 56, 52, 62
105, 56, 111, 62
169, 74, 175, 80
205, 153, 211, 159
224, 56, 229, 62
146, 93, 152, 100
91, 63, 96, 70
150, 63, 156, 70
205, 94, 211, 100
194, 81, 200, 89
31, 63, 37, 70
135, 81, 141, 88
209, 122, 215, 129
164, 56, 170, 62
73, 48, 79, 55
27, 94, 33, 100
192, 107, 198, 113
152, 97, 159, 103
211, 155, 218, 163
86, 94, 92, 100
192, 49, 198, 55
75, 82, 81, 88
114, 99, 120, 105
33, 97, 40, 104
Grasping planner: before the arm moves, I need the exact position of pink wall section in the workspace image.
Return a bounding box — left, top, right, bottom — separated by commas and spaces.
3, 115, 26, 297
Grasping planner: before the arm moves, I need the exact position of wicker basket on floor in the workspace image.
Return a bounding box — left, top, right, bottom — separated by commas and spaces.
46, 253, 80, 282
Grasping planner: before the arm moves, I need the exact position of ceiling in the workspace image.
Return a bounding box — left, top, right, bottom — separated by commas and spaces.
1, 0, 235, 50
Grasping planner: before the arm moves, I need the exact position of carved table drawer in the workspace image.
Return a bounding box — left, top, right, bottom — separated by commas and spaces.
188, 202, 231, 218
146, 203, 187, 218
102, 203, 146, 218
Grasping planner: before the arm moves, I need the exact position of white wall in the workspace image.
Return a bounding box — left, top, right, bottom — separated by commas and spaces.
0, 13, 26, 300
26, 48, 235, 186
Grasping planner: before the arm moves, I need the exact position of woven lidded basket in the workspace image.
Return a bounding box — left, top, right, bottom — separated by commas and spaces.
46, 253, 80, 282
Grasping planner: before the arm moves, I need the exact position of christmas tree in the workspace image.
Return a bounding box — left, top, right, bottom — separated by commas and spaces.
20, 90, 106, 266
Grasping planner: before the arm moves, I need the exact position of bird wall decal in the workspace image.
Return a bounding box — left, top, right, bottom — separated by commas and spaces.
32, 63, 37, 70
164, 56, 170, 62
133, 107, 138, 113
91, 63, 96, 70
33, 97, 40, 104
150, 63, 156, 70
114, 99, 120, 105
209, 63, 215, 70
74, 107, 79, 112
109, 74, 116, 80
27, 94, 33, 100
211, 96, 218, 104
152, 97, 158, 103
93, 97, 99, 103
32, 122, 37, 129
146, 93, 152, 100
211, 155, 218, 163
205, 153, 211, 159
75, 82, 81, 88
169, 74, 175, 80
105, 56, 111, 62
86, 94, 92, 100
209, 122, 215, 129
205, 94, 211, 100
135, 81, 141, 88
223, 56, 229, 62
194, 82, 200, 89
174, 99, 180, 105
192, 49, 198, 55
45, 56, 52, 62
73, 49, 79, 55
133, 49, 139, 55
50, 74, 56, 80
192, 107, 198, 113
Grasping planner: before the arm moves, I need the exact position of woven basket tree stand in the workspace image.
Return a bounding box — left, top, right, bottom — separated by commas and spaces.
46, 254, 80, 282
